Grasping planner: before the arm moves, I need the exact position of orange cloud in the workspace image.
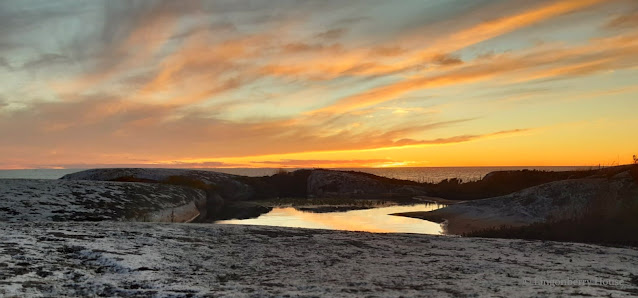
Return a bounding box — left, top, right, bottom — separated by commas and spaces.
4, 0, 637, 169
251, 159, 392, 168
605, 11, 638, 29
427, 0, 606, 54
312, 30, 638, 114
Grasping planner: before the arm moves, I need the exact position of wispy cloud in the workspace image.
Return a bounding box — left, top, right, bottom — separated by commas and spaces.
1, 0, 637, 168
605, 11, 638, 29
252, 159, 391, 168
311, 30, 638, 114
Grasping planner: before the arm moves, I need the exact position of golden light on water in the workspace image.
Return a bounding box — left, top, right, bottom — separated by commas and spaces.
218, 205, 445, 234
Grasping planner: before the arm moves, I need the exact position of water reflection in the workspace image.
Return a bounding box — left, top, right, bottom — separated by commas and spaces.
217, 204, 444, 234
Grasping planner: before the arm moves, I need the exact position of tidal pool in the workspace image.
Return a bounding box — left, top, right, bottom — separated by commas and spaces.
217, 204, 445, 234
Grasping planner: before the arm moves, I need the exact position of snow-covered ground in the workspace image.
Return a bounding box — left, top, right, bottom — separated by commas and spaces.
1, 222, 636, 297
0, 179, 205, 222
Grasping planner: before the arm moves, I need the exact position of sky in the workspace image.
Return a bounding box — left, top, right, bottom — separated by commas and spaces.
1, 0, 638, 169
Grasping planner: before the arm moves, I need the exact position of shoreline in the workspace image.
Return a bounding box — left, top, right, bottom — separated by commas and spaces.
410, 195, 464, 205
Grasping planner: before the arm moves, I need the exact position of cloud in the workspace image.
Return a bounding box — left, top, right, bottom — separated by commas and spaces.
315, 28, 346, 40
432, 54, 463, 66
605, 11, 638, 29
0, 92, 496, 167
21, 54, 70, 70
381, 129, 529, 148
13, 161, 245, 170
1, 0, 636, 168
370, 46, 405, 57
311, 30, 638, 114
233, 0, 608, 84
422, 0, 606, 54
0, 57, 11, 70
252, 159, 391, 167
29, 0, 611, 108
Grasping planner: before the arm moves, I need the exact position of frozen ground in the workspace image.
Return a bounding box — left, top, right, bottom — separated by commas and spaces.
0, 179, 205, 222
1, 222, 636, 297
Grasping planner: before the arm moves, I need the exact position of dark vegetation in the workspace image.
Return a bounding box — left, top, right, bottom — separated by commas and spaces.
239, 169, 421, 200
239, 169, 313, 199
329, 170, 423, 186
465, 165, 638, 247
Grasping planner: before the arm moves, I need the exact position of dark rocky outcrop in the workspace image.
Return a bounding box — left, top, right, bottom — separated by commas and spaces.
396, 168, 638, 235
239, 169, 313, 199
215, 202, 273, 220
428, 165, 636, 201
307, 170, 428, 200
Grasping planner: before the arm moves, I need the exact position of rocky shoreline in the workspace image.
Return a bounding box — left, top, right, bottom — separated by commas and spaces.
395, 169, 638, 235
2, 166, 638, 296
0, 179, 206, 223
2, 222, 637, 297
59, 168, 432, 222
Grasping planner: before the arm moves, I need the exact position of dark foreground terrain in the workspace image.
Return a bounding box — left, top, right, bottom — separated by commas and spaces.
1, 222, 637, 297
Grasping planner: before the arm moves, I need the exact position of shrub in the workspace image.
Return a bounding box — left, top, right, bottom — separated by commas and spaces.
276, 168, 289, 175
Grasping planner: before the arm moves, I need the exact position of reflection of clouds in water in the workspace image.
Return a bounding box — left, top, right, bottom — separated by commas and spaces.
219, 204, 444, 234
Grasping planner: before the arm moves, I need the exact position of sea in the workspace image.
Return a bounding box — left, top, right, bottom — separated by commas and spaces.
0, 166, 589, 183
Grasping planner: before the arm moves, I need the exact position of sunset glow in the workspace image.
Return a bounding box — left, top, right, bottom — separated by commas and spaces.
1, 0, 638, 169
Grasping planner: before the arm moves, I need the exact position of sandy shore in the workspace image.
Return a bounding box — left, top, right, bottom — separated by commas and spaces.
1, 222, 637, 297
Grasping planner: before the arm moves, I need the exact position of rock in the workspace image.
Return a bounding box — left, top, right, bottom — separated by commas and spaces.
433, 165, 637, 201
61, 168, 434, 220
61, 169, 261, 220
0, 179, 206, 223
307, 170, 428, 199
61, 168, 256, 202
1, 221, 636, 297
214, 201, 273, 220
397, 171, 638, 234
